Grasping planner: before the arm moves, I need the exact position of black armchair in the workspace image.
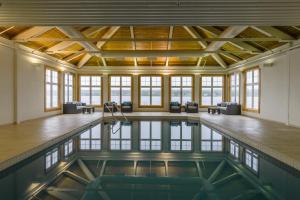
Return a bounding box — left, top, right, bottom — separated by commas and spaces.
185, 102, 199, 113
169, 101, 181, 113
104, 102, 118, 113
121, 101, 133, 113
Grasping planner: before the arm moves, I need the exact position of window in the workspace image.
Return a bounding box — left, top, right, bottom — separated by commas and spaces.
109, 76, 132, 104
80, 75, 102, 105
230, 73, 240, 103
45, 148, 59, 170
170, 76, 193, 104
80, 124, 101, 150
139, 76, 163, 106
201, 76, 223, 106
245, 149, 259, 173
45, 68, 60, 110
201, 125, 223, 152
140, 121, 162, 151
230, 140, 239, 159
110, 122, 132, 150
170, 122, 192, 151
245, 68, 260, 111
64, 139, 74, 157
64, 73, 74, 103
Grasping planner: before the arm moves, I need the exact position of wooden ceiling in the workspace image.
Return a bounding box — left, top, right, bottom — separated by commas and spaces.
1, 26, 299, 70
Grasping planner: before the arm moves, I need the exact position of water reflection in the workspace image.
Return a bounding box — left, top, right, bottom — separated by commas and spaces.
170, 121, 192, 151
110, 121, 132, 150
140, 121, 162, 151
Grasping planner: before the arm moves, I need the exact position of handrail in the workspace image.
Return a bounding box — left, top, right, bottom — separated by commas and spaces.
103, 103, 128, 134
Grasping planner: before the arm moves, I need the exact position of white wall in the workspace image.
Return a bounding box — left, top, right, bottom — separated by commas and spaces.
240, 48, 300, 127
16, 54, 61, 122
0, 41, 70, 125
0, 44, 14, 125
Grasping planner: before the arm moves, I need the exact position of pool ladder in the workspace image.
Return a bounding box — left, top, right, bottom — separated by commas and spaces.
103, 103, 128, 134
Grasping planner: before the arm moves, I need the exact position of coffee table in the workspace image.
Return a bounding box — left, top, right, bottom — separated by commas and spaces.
82, 106, 95, 114
208, 107, 221, 114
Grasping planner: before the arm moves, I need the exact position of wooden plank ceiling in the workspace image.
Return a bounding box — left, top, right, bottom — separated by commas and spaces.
0, 26, 299, 69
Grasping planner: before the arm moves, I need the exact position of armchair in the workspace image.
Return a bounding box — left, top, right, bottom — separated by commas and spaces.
185, 102, 199, 113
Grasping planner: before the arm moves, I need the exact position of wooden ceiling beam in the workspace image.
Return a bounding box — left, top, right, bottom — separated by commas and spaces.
56, 26, 100, 68
251, 26, 295, 40
46, 50, 258, 57
77, 26, 120, 68
197, 26, 261, 52
165, 26, 174, 67
47, 26, 107, 52
130, 26, 138, 67
13, 26, 54, 40
184, 26, 227, 67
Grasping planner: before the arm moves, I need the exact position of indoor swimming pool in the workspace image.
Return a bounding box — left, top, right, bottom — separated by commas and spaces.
0, 119, 299, 200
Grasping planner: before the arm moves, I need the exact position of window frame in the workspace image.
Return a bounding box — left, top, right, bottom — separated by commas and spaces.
108, 75, 133, 105
139, 121, 162, 151
45, 147, 59, 172
230, 140, 239, 159
200, 124, 223, 152
200, 75, 225, 107
64, 139, 74, 158
244, 148, 259, 174
243, 67, 261, 112
170, 121, 193, 152
79, 124, 102, 151
169, 75, 194, 105
44, 66, 61, 112
138, 75, 164, 108
78, 74, 103, 107
109, 121, 132, 151
229, 73, 240, 104
63, 72, 75, 103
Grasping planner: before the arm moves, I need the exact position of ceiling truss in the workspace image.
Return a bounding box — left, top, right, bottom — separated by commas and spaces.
3, 25, 299, 69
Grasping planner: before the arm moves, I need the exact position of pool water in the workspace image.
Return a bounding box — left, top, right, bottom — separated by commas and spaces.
0, 119, 299, 200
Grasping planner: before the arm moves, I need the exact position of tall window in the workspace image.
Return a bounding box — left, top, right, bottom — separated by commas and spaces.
139, 76, 163, 106
80, 124, 101, 150
110, 122, 131, 150
45, 148, 59, 170
245, 149, 259, 173
245, 68, 260, 111
80, 75, 102, 105
201, 76, 223, 106
140, 121, 162, 151
170, 122, 192, 151
201, 125, 223, 152
109, 76, 132, 104
64, 73, 74, 103
170, 76, 193, 104
45, 68, 60, 110
230, 73, 240, 103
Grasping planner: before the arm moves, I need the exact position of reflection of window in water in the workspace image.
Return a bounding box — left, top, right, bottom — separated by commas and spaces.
201, 124, 223, 152
140, 121, 162, 151
245, 149, 259, 173
110, 122, 132, 150
64, 139, 74, 157
80, 124, 101, 150
170, 121, 192, 151
230, 140, 239, 159
45, 148, 59, 170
